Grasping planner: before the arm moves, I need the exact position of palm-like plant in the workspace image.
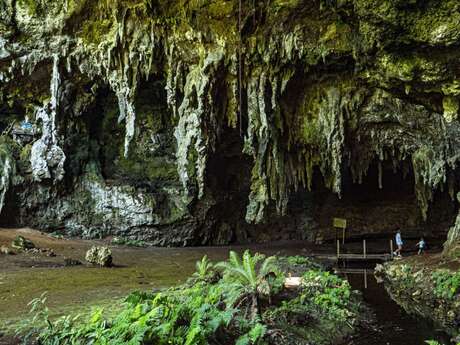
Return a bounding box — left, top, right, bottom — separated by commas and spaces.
215, 250, 280, 321
192, 255, 214, 281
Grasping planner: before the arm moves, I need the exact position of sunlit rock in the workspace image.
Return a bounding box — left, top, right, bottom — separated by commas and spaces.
85, 246, 112, 267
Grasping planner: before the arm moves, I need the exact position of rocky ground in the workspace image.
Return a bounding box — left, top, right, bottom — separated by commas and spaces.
375, 253, 460, 342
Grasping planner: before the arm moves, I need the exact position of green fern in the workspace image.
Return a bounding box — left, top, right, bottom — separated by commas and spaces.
191, 255, 214, 281
215, 250, 282, 321
21, 252, 362, 345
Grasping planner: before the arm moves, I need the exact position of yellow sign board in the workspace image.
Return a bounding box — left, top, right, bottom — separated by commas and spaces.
333, 218, 347, 229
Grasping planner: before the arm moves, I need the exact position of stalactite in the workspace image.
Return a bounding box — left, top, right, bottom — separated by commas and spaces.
174, 48, 224, 198
30, 55, 66, 182
3, 0, 460, 243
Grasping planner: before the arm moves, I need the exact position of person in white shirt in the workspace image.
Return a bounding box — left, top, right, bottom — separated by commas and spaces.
394, 229, 403, 257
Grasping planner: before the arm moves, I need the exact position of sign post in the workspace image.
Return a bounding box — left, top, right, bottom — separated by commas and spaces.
333, 217, 347, 244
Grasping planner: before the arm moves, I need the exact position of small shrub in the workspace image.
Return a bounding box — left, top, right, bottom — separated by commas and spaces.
431, 270, 460, 300
286, 256, 311, 266
111, 237, 147, 247
301, 270, 354, 321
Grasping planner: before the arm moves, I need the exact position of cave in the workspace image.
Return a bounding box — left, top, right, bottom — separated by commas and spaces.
3, 1, 460, 343
199, 123, 252, 244
200, 129, 458, 248
311, 159, 457, 248
0, 189, 21, 227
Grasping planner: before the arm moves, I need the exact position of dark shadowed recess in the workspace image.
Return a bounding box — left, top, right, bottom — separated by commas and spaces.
311, 159, 457, 245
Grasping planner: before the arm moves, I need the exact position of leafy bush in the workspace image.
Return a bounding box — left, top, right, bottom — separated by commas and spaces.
431, 270, 460, 300
301, 270, 355, 321
264, 270, 357, 324
216, 250, 284, 320
286, 256, 313, 266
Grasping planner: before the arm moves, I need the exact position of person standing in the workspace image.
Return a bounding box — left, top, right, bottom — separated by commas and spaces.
415, 237, 426, 255
394, 229, 403, 257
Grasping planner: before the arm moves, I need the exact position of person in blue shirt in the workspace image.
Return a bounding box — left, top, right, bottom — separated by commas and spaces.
415, 237, 426, 255
394, 229, 403, 257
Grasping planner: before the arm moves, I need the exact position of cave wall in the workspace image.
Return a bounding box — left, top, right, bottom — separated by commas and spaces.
1, 0, 460, 246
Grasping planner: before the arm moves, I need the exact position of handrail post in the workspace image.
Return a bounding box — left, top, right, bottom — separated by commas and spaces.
337, 240, 340, 263
390, 239, 394, 259
363, 239, 367, 259
364, 269, 368, 289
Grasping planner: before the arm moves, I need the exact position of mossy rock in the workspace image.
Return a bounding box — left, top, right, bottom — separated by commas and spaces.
85, 246, 113, 267
11, 235, 35, 250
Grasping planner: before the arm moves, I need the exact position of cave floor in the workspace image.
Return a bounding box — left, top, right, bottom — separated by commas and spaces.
0, 228, 449, 341
0, 228, 319, 334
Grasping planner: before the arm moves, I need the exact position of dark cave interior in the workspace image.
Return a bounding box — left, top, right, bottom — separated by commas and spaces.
311, 159, 457, 245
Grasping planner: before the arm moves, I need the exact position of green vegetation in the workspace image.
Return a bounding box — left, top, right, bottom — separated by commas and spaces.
432, 270, 460, 300
16, 252, 364, 345
425, 341, 460, 345
190, 255, 215, 282
111, 237, 147, 247
11, 235, 35, 251
263, 270, 361, 344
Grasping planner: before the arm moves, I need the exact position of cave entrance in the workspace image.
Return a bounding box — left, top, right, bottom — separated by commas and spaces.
202, 125, 318, 245
200, 124, 253, 244
0, 188, 21, 227
312, 159, 457, 252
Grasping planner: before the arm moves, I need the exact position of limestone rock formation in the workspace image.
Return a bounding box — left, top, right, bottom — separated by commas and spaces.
0, 0, 459, 247
0, 138, 14, 213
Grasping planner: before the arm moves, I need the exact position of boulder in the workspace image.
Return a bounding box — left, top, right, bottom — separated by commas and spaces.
0, 245, 14, 255
85, 246, 112, 267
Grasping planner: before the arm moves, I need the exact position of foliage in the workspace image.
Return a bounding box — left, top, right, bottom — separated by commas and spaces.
111, 237, 147, 247
216, 250, 283, 297
189, 255, 216, 283
264, 270, 357, 323
301, 270, 355, 321
262, 270, 360, 345
215, 250, 284, 320
285, 255, 313, 266
17, 252, 362, 345
431, 270, 460, 300
276, 255, 323, 277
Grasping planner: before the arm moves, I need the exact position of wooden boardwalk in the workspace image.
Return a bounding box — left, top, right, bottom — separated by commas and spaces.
312, 253, 392, 261
333, 268, 374, 274
310, 239, 394, 263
